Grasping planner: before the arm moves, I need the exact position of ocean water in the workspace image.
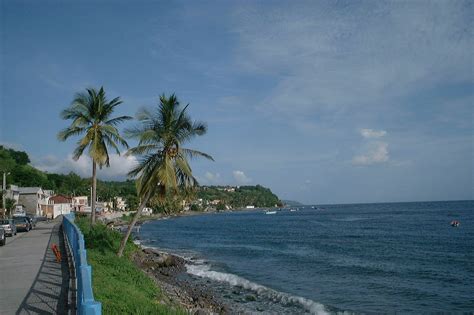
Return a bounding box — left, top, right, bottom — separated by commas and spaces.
139, 200, 474, 314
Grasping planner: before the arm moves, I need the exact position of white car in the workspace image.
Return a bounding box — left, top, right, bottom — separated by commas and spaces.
0, 219, 17, 236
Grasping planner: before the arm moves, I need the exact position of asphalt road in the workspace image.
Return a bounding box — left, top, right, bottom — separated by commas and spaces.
0, 220, 64, 314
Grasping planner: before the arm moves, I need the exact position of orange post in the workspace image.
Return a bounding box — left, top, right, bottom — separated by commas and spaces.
51, 244, 62, 262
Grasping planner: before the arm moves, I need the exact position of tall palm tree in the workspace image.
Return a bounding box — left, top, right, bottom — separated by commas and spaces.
117, 94, 213, 257
58, 87, 131, 224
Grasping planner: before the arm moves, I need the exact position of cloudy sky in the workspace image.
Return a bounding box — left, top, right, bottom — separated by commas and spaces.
1, 0, 472, 204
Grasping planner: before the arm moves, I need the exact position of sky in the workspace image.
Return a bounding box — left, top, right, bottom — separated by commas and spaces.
0, 0, 473, 204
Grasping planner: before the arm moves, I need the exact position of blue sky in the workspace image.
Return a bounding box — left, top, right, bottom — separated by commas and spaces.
1, 0, 472, 204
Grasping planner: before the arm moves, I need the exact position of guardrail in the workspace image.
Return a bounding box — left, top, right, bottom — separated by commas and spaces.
63, 213, 102, 315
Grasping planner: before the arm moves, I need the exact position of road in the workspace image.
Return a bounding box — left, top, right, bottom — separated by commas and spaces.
0, 220, 71, 314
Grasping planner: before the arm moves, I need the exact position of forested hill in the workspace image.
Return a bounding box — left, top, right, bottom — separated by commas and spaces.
0, 145, 139, 208
0, 145, 282, 210
196, 185, 282, 209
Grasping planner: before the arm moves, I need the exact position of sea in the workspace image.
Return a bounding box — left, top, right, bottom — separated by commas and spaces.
139, 200, 474, 314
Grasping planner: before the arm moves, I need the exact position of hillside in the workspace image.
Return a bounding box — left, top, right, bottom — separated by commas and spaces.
0, 145, 281, 211
196, 185, 282, 209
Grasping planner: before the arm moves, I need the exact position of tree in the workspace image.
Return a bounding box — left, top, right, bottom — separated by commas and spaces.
4, 198, 15, 218
58, 87, 131, 224
117, 94, 213, 257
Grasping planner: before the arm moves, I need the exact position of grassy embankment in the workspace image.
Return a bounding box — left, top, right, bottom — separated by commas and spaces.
76, 217, 184, 315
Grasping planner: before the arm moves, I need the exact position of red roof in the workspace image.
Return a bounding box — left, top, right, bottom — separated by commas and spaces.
50, 194, 72, 204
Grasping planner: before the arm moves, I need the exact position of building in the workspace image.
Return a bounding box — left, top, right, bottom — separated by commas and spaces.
210, 199, 221, 205
5, 184, 20, 204
46, 194, 72, 219
142, 207, 153, 216
114, 197, 127, 211
18, 187, 50, 217
72, 196, 88, 212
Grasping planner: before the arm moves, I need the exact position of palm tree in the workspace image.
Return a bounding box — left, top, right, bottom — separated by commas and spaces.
117, 94, 213, 257
58, 87, 131, 224
4, 198, 15, 218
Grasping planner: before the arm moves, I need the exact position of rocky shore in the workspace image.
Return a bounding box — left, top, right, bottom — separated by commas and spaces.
132, 247, 230, 314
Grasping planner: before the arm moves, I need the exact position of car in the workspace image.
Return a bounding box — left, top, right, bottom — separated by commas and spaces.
0, 219, 17, 236
14, 217, 31, 232
0, 227, 5, 246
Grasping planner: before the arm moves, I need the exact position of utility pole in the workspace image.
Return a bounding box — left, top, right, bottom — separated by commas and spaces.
2, 172, 10, 216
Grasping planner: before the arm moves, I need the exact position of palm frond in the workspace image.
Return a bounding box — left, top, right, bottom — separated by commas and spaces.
180, 148, 214, 161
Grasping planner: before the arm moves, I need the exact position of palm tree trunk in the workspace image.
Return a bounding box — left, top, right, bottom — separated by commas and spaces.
117, 190, 152, 257
91, 160, 97, 225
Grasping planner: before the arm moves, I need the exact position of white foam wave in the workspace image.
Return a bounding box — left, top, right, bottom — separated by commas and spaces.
186, 263, 329, 315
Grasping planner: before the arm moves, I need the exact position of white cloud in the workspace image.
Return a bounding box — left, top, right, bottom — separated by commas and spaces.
360, 129, 387, 139
203, 171, 221, 184
0, 141, 24, 150
353, 142, 389, 166
34, 153, 138, 180
231, 2, 472, 129
232, 170, 252, 184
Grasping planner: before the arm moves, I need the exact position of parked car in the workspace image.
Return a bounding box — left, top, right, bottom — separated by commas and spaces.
0, 219, 17, 236
14, 217, 31, 232
0, 227, 5, 245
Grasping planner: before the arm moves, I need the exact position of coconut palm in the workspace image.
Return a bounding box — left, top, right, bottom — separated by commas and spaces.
117, 94, 213, 257
58, 87, 131, 224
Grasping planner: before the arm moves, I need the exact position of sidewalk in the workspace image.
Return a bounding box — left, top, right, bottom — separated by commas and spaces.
0, 220, 72, 315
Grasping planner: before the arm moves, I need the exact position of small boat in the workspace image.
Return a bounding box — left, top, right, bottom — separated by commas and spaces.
290, 209, 297, 212
451, 220, 460, 227
265, 211, 277, 215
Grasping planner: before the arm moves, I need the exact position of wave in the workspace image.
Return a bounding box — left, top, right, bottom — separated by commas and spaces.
186, 263, 330, 315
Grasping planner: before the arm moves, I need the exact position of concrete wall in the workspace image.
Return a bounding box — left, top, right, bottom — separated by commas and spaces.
53, 204, 71, 218
18, 194, 39, 216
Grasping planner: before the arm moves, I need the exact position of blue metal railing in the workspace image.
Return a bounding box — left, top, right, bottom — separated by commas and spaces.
63, 213, 102, 315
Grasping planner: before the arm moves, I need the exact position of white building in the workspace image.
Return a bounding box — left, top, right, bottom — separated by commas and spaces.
115, 197, 127, 211
47, 194, 72, 218
142, 207, 153, 216
72, 196, 88, 212
18, 187, 50, 217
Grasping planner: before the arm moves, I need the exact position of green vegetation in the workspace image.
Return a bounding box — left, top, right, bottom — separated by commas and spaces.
75, 217, 184, 314
58, 86, 131, 224
118, 94, 213, 257
0, 145, 281, 213
0, 145, 138, 210
196, 185, 282, 208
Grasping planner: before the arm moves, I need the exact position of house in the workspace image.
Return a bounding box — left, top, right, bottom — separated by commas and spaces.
18, 187, 50, 217
114, 197, 127, 211
142, 207, 153, 216
103, 201, 113, 212
47, 194, 72, 219
72, 196, 88, 212
5, 184, 20, 204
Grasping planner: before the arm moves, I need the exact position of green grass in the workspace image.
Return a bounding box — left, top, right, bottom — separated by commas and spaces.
75, 217, 184, 315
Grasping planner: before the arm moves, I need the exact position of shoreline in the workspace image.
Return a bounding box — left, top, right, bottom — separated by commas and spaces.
132, 246, 230, 314
111, 208, 326, 314
108, 211, 234, 314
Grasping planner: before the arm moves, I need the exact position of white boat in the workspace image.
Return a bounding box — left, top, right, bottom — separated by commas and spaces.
265, 211, 277, 215
290, 209, 297, 212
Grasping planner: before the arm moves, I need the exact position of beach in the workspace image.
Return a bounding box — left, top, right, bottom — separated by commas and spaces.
132, 247, 229, 314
